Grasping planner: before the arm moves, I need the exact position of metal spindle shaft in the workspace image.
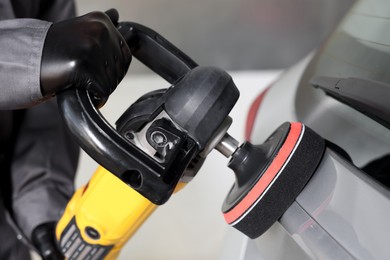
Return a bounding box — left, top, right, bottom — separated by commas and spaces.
215, 133, 239, 158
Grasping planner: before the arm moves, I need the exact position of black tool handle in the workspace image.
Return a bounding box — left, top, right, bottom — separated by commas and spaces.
57, 20, 198, 204
118, 22, 198, 83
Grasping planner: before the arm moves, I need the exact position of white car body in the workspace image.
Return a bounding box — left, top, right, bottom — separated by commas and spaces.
221, 1, 390, 259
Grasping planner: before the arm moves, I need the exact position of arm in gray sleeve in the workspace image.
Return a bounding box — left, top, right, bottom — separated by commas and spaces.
10, 99, 80, 240
0, 19, 51, 109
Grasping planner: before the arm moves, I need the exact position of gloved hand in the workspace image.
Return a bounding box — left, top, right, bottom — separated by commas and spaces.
40, 10, 131, 106
32, 222, 63, 260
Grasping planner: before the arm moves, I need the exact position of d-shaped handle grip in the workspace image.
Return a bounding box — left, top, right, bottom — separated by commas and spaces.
118, 21, 198, 83
57, 21, 199, 204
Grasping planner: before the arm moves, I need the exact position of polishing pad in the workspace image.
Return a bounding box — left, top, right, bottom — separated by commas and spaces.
222, 122, 325, 238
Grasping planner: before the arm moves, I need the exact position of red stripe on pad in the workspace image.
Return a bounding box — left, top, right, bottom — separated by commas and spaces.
224, 122, 303, 224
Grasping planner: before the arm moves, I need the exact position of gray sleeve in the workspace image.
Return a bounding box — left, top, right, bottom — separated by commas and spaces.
0, 19, 51, 109
10, 99, 80, 239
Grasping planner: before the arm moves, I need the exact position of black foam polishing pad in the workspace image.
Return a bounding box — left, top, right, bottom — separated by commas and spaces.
222, 122, 325, 238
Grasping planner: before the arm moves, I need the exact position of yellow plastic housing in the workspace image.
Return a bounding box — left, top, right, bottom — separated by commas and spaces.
56, 166, 157, 259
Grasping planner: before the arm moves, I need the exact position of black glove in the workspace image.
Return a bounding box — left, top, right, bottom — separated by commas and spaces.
32, 222, 63, 260
40, 10, 131, 106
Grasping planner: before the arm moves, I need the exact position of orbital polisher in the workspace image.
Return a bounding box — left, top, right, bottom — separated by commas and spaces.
55, 12, 326, 259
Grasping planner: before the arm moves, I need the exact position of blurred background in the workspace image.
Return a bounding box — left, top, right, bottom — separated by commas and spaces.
71, 0, 355, 259
76, 0, 354, 73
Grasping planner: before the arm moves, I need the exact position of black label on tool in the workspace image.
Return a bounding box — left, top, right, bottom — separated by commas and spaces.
58, 218, 113, 260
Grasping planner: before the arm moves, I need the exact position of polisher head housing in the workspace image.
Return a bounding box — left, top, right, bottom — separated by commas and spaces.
222, 122, 325, 238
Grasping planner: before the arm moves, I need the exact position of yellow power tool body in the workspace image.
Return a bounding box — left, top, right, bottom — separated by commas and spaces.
56, 166, 156, 259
